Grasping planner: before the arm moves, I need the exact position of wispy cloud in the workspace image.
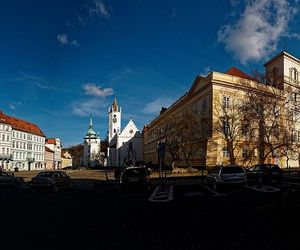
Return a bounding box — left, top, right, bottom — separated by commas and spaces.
57, 33, 80, 47
108, 66, 133, 83
72, 98, 107, 117
83, 83, 114, 97
72, 83, 114, 117
76, 0, 112, 27
170, 8, 177, 19
143, 97, 174, 114
217, 0, 298, 64
10, 72, 57, 90
200, 66, 211, 76
9, 102, 21, 110
88, 0, 110, 18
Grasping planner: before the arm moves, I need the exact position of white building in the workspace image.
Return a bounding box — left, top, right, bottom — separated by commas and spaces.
83, 116, 101, 167
0, 115, 12, 170
107, 97, 144, 167
45, 138, 62, 169
0, 111, 45, 171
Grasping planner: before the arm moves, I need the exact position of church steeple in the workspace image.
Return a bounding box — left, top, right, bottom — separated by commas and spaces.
85, 114, 98, 139
112, 96, 118, 112
89, 114, 93, 129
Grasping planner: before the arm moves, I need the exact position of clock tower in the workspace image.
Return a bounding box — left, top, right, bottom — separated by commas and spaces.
108, 96, 121, 144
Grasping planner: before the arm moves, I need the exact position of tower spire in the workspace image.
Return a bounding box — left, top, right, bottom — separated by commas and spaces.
89, 114, 93, 129
112, 95, 118, 112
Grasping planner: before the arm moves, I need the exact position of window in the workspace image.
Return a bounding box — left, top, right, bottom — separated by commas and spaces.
2, 134, 4, 141
242, 148, 249, 160
290, 68, 299, 82
223, 120, 229, 136
223, 96, 230, 109
7, 135, 9, 141
12, 141, 15, 148
298, 131, 300, 142
222, 147, 229, 158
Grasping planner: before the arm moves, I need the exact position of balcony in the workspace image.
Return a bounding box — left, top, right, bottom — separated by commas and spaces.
0, 154, 13, 161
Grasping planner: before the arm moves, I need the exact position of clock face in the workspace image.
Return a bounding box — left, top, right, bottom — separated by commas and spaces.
112, 115, 117, 123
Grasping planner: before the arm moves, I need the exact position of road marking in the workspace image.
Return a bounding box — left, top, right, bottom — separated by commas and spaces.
244, 184, 280, 193
282, 181, 300, 187
200, 184, 225, 196
148, 185, 173, 202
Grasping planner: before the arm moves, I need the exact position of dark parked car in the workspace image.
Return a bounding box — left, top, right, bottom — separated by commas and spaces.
30, 171, 73, 192
120, 167, 150, 190
62, 166, 75, 170
246, 164, 283, 184
0, 171, 20, 186
206, 165, 246, 191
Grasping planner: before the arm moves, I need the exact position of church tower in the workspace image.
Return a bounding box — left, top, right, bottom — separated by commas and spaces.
83, 115, 101, 167
108, 96, 122, 144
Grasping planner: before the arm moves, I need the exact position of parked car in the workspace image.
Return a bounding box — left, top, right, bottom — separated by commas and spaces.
246, 164, 283, 184
0, 171, 20, 186
30, 171, 73, 192
206, 165, 247, 191
62, 166, 75, 170
120, 167, 150, 190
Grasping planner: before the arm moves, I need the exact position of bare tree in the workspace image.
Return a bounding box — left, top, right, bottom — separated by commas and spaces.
243, 70, 300, 166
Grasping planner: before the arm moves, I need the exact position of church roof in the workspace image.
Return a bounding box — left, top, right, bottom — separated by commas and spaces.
120, 118, 140, 137
85, 115, 99, 139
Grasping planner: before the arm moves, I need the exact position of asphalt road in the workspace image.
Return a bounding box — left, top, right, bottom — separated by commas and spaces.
1, 179, 300, 250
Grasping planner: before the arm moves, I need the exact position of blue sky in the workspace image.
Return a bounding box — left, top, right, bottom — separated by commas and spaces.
1, 0, 300, 147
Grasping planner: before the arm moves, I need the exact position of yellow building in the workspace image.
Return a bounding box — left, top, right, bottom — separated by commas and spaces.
143, 51, 300, 169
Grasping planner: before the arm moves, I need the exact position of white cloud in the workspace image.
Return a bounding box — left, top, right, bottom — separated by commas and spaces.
88, 0, 110, 18
57, 33, 69, 46
217, 0, 298, 64
71, 40, 80, 47
72, 99, 106, 117
83, 83, 114, 97
200, 66, 211, 76
170, 8, 177, 19
57, 33, 80, 48
143, 97, 174, 114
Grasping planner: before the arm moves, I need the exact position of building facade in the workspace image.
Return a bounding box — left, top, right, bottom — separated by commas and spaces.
0, 111, 45, 171
44, 146, 55, 170
61, 149, 73, 168
107, 97, 144, 167
143, 51, 300, 169
45, 138, 62, 169
83, 116, 101, 167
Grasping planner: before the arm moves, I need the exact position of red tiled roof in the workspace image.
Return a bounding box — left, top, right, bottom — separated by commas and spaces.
0, 111, 45, 137
46, 138, 56, 145
225, 67, 257, 82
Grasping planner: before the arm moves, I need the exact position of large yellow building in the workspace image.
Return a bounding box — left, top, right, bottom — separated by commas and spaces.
143, 51, 300, 169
